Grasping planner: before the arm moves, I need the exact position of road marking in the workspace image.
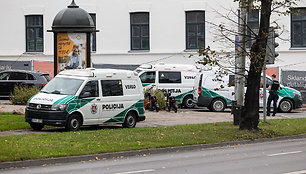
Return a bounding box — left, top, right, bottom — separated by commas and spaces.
282, 170, 306, 174
267, 151, 302, 157
113, 169, 155, 174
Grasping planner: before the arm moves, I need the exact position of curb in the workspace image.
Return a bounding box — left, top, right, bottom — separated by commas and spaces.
1, 133, 306, 170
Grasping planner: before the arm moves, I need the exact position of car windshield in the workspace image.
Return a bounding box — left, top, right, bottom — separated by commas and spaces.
41, 77, 84, 95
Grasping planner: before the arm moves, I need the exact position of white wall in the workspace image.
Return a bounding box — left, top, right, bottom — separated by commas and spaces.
0, 0, 305, 71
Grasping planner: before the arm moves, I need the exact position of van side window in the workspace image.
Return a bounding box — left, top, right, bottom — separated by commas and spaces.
80, 81, 99, 98
159, 72, 181, 83
140, 72, 155, 83
101, 80, 123, 96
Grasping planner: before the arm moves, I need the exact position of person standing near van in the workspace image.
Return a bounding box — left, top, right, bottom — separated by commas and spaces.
267, 74, 280, 116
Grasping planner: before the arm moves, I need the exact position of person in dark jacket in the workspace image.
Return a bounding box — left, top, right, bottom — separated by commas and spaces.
267, 74, 280, 116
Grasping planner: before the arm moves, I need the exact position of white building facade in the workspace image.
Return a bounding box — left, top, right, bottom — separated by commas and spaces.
0, 0, 306, 71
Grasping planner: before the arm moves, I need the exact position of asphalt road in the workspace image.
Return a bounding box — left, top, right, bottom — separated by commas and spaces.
2, 137, 306, 174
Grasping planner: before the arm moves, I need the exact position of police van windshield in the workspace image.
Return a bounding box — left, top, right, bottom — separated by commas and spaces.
41, 77, 84, 95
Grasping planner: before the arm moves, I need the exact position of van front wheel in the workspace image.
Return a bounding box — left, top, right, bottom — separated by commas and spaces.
66, 114, 81, 131
211, 99, 225, 112
30, 123, 44, 131
123, 112, 137, 128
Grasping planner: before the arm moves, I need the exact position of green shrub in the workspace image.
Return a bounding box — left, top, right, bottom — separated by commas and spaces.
10, 85, 39, 105
144, 88, 167, 110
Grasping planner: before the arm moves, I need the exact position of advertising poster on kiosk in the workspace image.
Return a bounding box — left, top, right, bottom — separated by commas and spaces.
57, 33, 86, 73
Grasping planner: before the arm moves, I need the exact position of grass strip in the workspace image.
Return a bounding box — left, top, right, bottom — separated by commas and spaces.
0, 118, 306, 162
0, 113, 30, 131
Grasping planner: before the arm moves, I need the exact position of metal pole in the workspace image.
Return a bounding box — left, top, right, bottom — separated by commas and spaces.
235, 0, 247, 107
30, 60, 34, 71
263, 61, 267, 122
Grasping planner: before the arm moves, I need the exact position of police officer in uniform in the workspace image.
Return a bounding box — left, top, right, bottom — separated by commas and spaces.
267, 74, 280, 116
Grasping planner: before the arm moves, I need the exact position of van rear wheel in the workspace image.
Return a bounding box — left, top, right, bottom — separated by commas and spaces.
211, 98, 225, 112
123, 112, 137, 128
183, 95, 195, 108
278, 99, 293, 113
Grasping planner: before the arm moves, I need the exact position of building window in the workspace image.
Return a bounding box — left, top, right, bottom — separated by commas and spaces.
291, 8, 306, 47
186, 11, 205, 50
90, 14, 97, 52
247, 9, 259, 48
130, 12, 149, 50
26, 15, 43, 52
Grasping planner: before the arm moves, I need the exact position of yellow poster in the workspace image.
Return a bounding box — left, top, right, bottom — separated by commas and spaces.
57, 33, 86, 73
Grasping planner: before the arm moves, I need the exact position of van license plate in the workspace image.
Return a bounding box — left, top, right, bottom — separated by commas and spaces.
32, 118, 42, 123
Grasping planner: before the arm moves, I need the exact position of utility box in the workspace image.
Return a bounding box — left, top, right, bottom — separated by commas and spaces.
231, 100, 241, 125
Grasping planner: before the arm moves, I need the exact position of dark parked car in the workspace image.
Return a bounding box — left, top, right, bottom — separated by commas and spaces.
0, 69, 51, 98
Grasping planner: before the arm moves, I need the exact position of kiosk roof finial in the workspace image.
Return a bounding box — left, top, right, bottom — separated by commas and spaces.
68, 0, 79, 8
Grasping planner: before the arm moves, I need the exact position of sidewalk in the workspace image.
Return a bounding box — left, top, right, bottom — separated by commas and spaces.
0, 99, 25, 113
0, 104, 25, 113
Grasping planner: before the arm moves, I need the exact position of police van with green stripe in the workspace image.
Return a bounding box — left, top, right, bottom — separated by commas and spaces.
193, 68, 303, 112
25, 68, 145, 131
136, 63, 200, 108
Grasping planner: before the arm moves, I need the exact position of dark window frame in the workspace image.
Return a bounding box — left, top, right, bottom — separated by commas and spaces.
186, 11, 205, 50
25, 15, 44, 52
291, 8, 306, 47
130, 12, 150, 50
89, 13, 97, 52
247, 9, 260, 48
229, 75, 235, 87
229, 74, 248, 87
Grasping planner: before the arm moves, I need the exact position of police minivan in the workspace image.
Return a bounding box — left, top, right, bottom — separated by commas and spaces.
136, 63, 200, 108
25, 68, 145, 131
193, 68, 303, 112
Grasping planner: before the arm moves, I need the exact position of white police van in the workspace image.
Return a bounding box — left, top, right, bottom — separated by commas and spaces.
193, 67, 303, 112
136, 63, 200, 108
25, 68, 145, 131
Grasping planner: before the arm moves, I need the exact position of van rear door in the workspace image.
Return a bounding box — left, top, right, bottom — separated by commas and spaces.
139, 71, 156, 89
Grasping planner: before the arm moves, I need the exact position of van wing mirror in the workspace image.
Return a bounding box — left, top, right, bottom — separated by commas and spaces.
79, 91, 91, 98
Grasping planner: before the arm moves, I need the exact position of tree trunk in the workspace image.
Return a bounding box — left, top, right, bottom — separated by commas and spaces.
239, 0, 272, 130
